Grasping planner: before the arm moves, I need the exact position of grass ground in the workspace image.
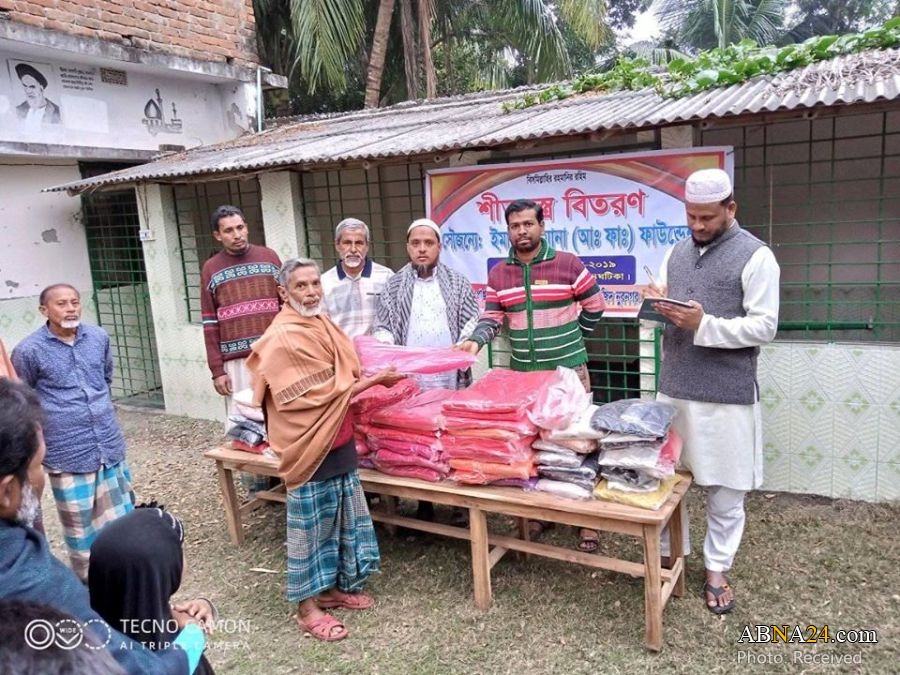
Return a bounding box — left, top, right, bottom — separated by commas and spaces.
41, 409, 900, 674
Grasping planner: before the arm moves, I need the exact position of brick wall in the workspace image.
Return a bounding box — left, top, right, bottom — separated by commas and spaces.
1, 0, 259, 68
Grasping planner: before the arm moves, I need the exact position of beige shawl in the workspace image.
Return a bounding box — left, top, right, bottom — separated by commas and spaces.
246, 306, 359, 490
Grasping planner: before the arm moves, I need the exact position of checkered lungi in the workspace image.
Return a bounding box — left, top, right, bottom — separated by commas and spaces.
286, 470, 380, 603
49, 461, 135, 581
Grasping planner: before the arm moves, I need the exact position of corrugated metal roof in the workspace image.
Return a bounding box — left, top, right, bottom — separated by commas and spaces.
48, 48, 900, 194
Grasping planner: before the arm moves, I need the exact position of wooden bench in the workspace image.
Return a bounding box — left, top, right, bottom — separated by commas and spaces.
205, 446, 690, 651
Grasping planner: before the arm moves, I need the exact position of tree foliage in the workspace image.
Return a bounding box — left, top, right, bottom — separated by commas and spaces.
503, 16, 900, 110
254, 0, 651, 114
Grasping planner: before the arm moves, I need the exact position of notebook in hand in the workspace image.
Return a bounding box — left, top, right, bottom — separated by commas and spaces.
637, 296, 692, 324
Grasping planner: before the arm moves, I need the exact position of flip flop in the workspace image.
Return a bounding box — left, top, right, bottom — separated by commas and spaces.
703, 582, 735, 615
576, 530, 599, 553
295, 613, 348, 641
316, 592, 375, 610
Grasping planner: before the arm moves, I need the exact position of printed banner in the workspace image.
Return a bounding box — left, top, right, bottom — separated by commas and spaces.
426, 147, 733, 316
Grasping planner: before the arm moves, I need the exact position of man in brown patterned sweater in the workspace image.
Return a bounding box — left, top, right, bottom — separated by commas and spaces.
201, 205, 282, 493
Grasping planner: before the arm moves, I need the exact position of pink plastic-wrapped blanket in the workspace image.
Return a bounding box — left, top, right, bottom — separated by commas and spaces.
367, 436, 443, 462
372, 464, 445, 482
351, 378, 419, 415
354, 336, 476, 375
355, 423, 440, 447
442, 369, 558, 415
373, 448, 448, 474
441, 435, 535, 463
370, 389, 450, 431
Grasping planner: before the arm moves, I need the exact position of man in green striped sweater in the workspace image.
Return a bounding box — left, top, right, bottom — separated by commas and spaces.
459, 198, 606, 551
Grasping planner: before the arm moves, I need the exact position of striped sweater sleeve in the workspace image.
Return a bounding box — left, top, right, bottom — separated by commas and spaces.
572, 261, 605, 336
469, 282, 504, 347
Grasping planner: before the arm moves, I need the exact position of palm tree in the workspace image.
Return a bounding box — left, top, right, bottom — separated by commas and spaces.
652, 0, 788, 51
253, 0, 616, 111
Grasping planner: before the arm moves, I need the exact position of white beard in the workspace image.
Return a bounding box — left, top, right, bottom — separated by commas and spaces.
342, 255, 363, 268
16, 482, 40, 529
289, 298, 322, 317
60, 320, 80, 329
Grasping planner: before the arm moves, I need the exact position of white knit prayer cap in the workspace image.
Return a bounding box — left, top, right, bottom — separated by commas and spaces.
684, 168, 733, 204
407, 218, 442, 239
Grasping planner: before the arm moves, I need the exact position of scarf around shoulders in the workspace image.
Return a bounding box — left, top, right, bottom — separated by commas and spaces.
247, 306, 360, 490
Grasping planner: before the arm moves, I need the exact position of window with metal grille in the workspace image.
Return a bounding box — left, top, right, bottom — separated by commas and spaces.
173, 179, 264, 322
700, 108, 900, 343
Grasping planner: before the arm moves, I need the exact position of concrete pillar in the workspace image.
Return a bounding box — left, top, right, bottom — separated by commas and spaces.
136, 184, 222, 421
259, 171, 308, 262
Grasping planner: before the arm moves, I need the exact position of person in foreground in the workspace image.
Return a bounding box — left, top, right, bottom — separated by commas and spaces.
0, 378, 205, 673
90, 505, 217, 674
0, 600, 125, 674
646, 168, 780, 614
248, 258, 402, 642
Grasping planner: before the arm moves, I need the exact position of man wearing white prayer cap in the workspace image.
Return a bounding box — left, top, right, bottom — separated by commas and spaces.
373, 217, 479, 526
647, 167, 781, 614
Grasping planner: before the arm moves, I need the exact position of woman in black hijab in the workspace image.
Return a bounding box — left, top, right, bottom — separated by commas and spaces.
88, 505, 216, 675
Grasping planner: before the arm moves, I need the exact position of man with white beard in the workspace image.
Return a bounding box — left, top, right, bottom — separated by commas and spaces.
12, 284, 136, 580
248, 258, 401, 642
320, 218, 394, 338
0, 379, 205, 674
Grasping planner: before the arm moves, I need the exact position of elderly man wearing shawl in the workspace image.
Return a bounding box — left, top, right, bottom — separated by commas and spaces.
247, 258, 401, 642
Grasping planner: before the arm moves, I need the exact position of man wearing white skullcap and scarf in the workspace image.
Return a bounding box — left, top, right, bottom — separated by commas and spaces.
646, 168, 780, 614
373, 218, 479, 525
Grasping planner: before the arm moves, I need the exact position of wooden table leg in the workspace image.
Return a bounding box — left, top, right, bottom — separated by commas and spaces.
642, 523, 663, 651
668, 497, 686, 598
470, 507, 492, 610
216, 461, 244, 546
378, 494, 398, 536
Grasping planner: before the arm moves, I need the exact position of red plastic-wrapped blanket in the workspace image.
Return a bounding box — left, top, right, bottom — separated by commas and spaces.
372, 464, 445, 482
449, 458, 536, 483
443, 369, 558, 414
443, 415, 538, 437
354, 336, 476, 375
370, 389, 450, 431
351, 378, 419, 415
441, 435, 535, 463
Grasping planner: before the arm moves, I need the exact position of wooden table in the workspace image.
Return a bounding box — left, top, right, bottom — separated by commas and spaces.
205, 446, 690, 651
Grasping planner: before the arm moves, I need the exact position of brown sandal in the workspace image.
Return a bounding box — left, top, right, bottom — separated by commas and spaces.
295, 612, 348, 641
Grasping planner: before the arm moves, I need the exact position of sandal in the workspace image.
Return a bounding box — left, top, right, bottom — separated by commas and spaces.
527, 520, 554, 540
295, 612, 348, 641
576, 530, 599, 553
316, 591, 375, 610
702, 582, 735, 615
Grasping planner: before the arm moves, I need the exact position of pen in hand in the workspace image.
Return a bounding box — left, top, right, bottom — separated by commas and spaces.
643, 265, 664, 296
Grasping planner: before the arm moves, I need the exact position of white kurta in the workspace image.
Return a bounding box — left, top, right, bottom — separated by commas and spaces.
405, 275, 457, 391
656, 240, 780, 490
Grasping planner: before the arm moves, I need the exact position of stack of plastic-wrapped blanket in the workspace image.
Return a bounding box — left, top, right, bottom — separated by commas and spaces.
590, 399, 683, 509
